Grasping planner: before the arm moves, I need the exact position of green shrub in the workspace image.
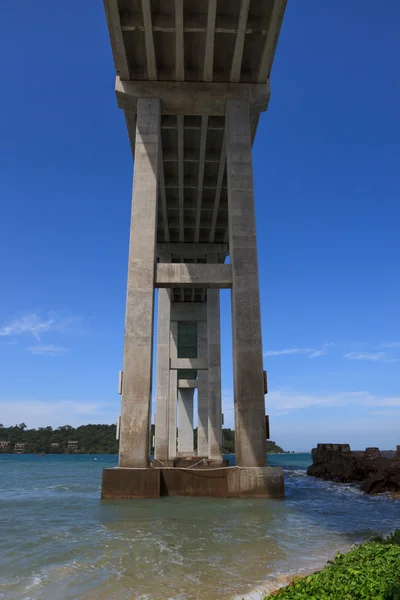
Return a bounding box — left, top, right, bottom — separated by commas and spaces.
371, 530, 400, 546
265, 533, 400, 600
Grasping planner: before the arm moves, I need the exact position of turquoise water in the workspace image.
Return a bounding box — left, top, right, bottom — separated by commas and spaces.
0, 453, 399, 599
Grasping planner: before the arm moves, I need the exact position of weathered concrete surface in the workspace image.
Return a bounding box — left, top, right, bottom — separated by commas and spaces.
102, 466, 284, 499
308, 443, 400, 496
157, 243, 228, 260
154, 286, 171, 461
102, 468, 160, 499
106, 1, 287, 90
170, 358, 208, 370
151, 458, 229, 469
178, 379, 198, 389
197, 320, 208, 457
207, 288, 222, 460
177, 388, 194, 455
160, 466, 284, 498
226, 99, 267, 468
168, 322, 178, 460
116, 78, 271, 116
156, 263, 232, 288
119, 98, 160, 469
171, 302, 207, 321
237, 467, 284, 498
168, 370, 177, 459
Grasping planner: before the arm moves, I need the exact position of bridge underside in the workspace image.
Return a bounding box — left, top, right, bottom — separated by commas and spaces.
101, 0, 287, 499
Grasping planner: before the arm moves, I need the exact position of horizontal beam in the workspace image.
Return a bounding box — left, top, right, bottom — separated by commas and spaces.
157, 243, 228, 259
178, 379, 198, 389
155, 264, 232, 289
116, 77, 270, 116
171, 302, 207, 321
170, 358, 208, 370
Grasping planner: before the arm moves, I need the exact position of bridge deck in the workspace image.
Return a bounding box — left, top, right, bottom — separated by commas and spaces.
104, 0, 286, 300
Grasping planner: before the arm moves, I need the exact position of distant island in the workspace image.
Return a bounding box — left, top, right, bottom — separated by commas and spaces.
0, 423, 286, 455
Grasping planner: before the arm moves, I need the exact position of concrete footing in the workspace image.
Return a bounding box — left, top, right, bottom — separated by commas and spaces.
151, 458, 229, 468
101, 466, 284, 499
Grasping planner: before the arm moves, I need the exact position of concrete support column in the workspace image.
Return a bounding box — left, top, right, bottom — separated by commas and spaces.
178, 388, 194, 455
197, 320, 208, 457
119, 98, 160, 468
226, 99, 267, 468
155, 269, 171, 461
168, 321, 178, 459
168, 370, 178, 458
207, 288, 223, 461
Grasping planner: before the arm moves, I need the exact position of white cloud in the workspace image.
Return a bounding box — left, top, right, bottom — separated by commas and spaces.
220, 389, 400, 449
368, 409, 400, 417
0, 399, 117, 428
0, 312, 81, 341
264, 346, 327, 359
308, 350, 325, 358
220, 388, 400, 428
344, 352, 385, 361
266, 389, 400, 414
0, 314, 55, 340
380, 342, 400, 349
264, 347, 315, 357
271, 417, 399, 452
27, 345, 68, 356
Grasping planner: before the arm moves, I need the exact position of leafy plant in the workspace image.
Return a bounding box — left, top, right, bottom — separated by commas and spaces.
264, 533, 400, 600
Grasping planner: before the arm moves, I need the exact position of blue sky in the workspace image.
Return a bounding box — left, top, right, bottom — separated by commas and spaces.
0, 1, 399, 451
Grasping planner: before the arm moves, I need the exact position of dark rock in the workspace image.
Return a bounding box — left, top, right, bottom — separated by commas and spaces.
307, 444, 400, 496
362, 461, 400, 494
364, 447, 381, 461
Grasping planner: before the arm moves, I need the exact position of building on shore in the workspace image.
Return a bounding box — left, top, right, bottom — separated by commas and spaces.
0, 441, 10, 452
14, 442, 28, 454
67, 441, 79, 452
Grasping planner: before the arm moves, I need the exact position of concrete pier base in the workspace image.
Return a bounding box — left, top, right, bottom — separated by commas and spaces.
151, 458, 229, 468
101, 466, 284, 499
102, 468, 161, 499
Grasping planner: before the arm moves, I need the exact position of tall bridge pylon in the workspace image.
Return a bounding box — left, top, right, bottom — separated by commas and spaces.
101, 0, 287, 499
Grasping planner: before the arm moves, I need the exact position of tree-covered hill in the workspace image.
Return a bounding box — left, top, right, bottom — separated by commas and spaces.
0, 423, 119, 454
0, 423, 285, 454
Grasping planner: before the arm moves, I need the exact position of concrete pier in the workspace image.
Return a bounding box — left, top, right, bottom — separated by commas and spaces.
226, 99, 267, 468
119, 98, 160, 469
155, 284, 171, 462
178, 388, 194, 456
197, 320, 208, 457
207, 289, 222, 461
102, 0, 287, 498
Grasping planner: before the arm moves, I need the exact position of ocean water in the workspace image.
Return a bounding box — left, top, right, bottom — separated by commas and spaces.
0, 454, 399, 600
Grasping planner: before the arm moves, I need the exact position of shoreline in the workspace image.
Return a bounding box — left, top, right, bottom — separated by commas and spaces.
237, 545, 352, 600
242, 531, 400, 600
238, 565, 326, 600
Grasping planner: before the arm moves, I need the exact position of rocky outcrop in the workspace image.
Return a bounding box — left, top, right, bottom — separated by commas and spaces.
308, 443, 400, 495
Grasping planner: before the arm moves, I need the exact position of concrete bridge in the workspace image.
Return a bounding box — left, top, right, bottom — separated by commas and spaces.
101, 0, 287, 499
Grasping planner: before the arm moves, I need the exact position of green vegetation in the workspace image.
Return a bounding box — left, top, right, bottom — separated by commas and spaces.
219, 429, 284, 454
0, 423, 118, 454
265, 531, 400, 600
0, 423, 285, 455
266, 441, 285, 453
